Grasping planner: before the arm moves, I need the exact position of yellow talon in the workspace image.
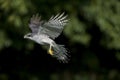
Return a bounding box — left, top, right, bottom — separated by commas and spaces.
48, 48, 54, 55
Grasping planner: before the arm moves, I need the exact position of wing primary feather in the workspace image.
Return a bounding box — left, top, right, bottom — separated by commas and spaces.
35, 13, 39, 19
31, 15, 35, 22
56, 12, 65, 20
62, 19, 68, 23
36, 13, 41, 21
49, 15, 54, 20
59, 15, 68, 21
53, 13, 60, 20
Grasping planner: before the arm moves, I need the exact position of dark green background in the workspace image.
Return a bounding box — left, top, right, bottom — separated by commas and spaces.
0, 0, 120, 80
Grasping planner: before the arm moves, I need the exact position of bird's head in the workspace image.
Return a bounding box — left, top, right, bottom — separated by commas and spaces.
24, 33, 33, 39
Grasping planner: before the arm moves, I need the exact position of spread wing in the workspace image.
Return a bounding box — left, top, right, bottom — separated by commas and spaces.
29, 14, 42, 34
40, 13, 68, 39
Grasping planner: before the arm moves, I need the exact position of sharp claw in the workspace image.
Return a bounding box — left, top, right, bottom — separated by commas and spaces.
48, 47, 54, 55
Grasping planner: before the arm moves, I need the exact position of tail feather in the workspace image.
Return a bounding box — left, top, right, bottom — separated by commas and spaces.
52, 43, 70, 63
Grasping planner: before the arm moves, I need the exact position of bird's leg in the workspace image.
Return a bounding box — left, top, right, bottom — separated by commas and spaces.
48, 44, 54, 55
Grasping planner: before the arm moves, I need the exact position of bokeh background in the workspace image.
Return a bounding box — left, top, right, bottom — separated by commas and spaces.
0, 0, 120, 80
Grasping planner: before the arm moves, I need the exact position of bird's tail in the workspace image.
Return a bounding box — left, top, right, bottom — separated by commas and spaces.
52, 43, 70, 63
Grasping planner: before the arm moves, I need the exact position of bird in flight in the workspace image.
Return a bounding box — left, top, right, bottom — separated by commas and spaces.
24, 13, 69, 63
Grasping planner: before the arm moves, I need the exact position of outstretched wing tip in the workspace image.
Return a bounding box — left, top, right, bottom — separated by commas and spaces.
29, 13, 42, 34
42, 12, 69, 39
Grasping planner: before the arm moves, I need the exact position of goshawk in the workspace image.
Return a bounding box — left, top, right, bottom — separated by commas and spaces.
24, 13, 69, 63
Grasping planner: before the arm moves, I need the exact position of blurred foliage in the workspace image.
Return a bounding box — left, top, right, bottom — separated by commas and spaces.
82, 0, 120, 49
0, 0, 120, 80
